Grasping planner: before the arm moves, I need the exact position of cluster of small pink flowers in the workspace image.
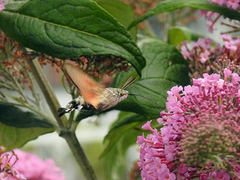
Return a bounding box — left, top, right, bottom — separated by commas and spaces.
186, 0, 240, 79
0, 146, 26, 180
221, 34, 240, 57
181, 36, 240, 78
137, 121, 176, 180
0, 0, 5, 11
180, 38, 223, 78
8, 149, 66, 180
137, 68, 240, 180
210, 0, 240, 10
181, 35, 240, 62
200, 0, 240, 33
199, 10, 220, 33
181, 38, 222, 63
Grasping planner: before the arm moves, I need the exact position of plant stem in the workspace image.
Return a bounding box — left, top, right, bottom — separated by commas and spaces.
28, 58, 67, 130
60, 131, 98, 180
28, 58, 98, 180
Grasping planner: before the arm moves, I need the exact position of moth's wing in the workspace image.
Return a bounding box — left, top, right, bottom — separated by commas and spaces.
64, 62, 103, 109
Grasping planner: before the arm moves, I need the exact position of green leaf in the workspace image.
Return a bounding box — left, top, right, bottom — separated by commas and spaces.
103, 128, 141, 180
102, 112, 144, 157
113, 40, 190, 119
0, 122, 53, 151
0, 103, 54, 151
94, 0, 137, 41
168, 27, 206, 46
168, 26, 192, 46
75, 109, 100, 122
109, 111, 145, 131
102, 113, 162, 163
128, 0, 240, 30
102, 143, 126, 180
0, 103, 53, 128
101, 112, 143, 180
111, 67, 140, 89
102, 111, 164, 179
0, 0, 145, 75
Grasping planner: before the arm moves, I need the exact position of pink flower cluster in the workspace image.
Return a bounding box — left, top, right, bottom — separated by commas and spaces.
0, 147, 65, 180
200, 0, 240, 33
0, 0, 5, 11
221, 34, 240, 55
0, 147, 26, 180
137, 68, 240, 180
180, 36, 240, 78
210, 0, 240, 10
8, 149, 66, 180
181, 35, 240, 62
181, 38, 222, 63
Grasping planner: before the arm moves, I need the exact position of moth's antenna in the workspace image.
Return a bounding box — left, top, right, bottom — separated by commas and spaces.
129, 93, 161, 109
121, 77, 137, 90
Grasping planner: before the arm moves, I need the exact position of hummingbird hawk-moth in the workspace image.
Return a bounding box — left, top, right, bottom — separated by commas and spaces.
58, 62, 136, 117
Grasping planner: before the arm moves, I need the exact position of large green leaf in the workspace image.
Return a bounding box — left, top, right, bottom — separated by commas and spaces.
0, 103, 53, 128
0, 0, 145, 75
94, 0, 137, 41
101, 112, 143, 180
103, 129, 141, 180
128, 0, 240, 30
113, 40, 190, 119
0, 122, 53, 151
0, 103, 53, 151
101, 112, 144, 157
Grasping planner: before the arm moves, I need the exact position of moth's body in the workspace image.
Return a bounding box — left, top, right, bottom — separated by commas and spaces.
58, 88, 129, 117
58, 62, 133, 117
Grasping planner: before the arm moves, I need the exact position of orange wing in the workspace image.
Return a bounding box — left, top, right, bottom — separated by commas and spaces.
64, 62, 103, 109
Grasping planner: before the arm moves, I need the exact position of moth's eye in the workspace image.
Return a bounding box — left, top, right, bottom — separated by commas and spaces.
120, 92, 126, 96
